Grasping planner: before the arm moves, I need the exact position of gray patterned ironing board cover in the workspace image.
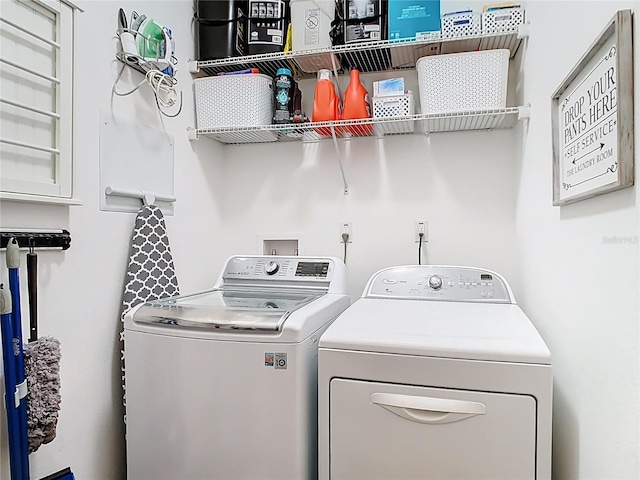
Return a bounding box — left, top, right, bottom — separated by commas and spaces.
119, 204, 179, 417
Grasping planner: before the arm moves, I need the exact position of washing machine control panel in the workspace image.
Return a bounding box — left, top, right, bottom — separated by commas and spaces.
366, 266, 513, 303
221, 256, 336, 284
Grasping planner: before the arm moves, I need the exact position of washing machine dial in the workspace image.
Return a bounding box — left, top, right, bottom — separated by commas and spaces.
265, 261, 280, 275
428, 275, 443, 290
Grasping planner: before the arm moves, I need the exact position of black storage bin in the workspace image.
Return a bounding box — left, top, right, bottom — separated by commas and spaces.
330, 0, 390, 71
343, 0, 387, 44
246, 0, 289, 55
195, 0, 248, 60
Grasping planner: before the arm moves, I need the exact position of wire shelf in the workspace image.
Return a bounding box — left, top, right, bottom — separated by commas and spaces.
421, 107, 521, 133
194, 28, 524, 78
189, 107, 524, 145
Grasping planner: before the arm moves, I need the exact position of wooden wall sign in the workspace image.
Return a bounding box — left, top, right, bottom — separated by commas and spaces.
551, 9, 634, 206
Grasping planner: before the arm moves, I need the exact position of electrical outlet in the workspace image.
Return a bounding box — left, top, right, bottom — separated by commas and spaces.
415, 221, 428, 243
340, 223, 352, 243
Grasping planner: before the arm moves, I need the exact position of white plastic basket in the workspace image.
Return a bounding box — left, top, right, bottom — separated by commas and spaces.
372, 92, 415, 134
416, 49, 509, 114
194, 74, 274, 128
482, 7, 524, 34
442, 11, 481, 38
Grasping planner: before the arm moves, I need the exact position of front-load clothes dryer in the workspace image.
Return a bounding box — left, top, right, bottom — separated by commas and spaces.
318, 265, 552, 480
125, 255, 350, 480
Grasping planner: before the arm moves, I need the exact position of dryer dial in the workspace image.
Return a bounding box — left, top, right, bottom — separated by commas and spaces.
265, 261, 280, 275
428, 275, 443, 290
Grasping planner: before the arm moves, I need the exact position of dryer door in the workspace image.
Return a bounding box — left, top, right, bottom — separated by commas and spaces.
330, 379, 536, 479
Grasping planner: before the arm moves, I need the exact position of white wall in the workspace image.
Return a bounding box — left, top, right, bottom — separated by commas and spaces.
0, 0, 638, 478
209, 0, 526, 297
516, 1, 639, 478
0, 1, 224, 478
211, 127, 521, 299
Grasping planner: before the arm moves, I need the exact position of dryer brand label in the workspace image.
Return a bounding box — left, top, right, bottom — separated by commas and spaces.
265, 352, 287, 369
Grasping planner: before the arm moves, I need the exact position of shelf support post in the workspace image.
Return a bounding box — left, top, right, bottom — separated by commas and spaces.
329, 126, 349, 195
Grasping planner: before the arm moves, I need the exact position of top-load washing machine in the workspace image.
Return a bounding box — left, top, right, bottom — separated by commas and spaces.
318, 265, 552, 480
124, 255, 350, 480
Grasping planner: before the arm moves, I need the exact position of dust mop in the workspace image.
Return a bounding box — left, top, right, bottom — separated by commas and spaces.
20, 238, 62, 453
23, 337, 61, 452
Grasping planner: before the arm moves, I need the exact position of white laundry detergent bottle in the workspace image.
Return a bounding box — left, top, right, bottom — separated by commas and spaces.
290, 0, 340, 72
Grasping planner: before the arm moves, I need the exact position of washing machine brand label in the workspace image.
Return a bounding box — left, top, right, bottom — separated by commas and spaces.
265, 352, 287, 369
264, 353, 274, 366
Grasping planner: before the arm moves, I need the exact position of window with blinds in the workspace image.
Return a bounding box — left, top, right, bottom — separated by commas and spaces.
0, 0, 76, 203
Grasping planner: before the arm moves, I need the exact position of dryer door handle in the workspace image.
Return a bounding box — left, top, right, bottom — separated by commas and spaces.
371, 393, 486, 425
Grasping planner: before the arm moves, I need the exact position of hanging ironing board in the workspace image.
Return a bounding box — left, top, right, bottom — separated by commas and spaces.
119, 204, 179, 417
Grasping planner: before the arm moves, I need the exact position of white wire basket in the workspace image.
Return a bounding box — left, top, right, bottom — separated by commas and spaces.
482, 8, 525, 34
194, 74, 275, 133
372, 92, 415, 134
416, 49, 509, 114
442, 11, 482, 38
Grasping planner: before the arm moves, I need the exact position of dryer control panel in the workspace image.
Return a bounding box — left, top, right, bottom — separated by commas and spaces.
364, 266, 513, 303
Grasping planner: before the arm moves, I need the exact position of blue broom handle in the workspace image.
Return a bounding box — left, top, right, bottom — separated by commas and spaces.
1, 285, 24, 480
7, 239, 30, 480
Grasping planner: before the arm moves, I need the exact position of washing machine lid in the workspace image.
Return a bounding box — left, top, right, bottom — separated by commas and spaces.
131, 288, 322, 331
319, 298, 551, 364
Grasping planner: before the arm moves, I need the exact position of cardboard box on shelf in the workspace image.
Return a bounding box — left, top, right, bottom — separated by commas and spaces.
387, 0, 441, 41
373, 77, 405, 97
